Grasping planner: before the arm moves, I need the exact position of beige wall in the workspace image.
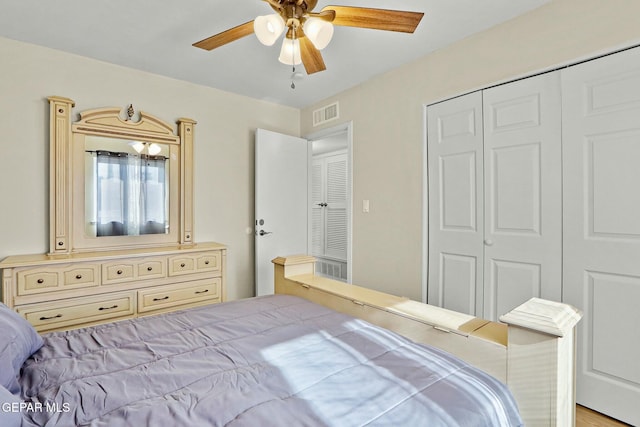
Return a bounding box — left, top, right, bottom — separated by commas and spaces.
4, 0, 640, 305
0, 36, 300, 301
301, 0, 640, 301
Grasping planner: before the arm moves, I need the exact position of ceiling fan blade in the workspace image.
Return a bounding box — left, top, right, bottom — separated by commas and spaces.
307, 10, 336, 22
321, 6, 424, 33
193, 21, 255, 51
299, 36, 326, 74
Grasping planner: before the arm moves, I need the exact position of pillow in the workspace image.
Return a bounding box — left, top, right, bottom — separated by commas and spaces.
0, 302, 43, 394
0, 385, 22, 427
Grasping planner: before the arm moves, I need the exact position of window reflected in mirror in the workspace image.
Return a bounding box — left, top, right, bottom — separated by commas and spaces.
84, 136, 170, 237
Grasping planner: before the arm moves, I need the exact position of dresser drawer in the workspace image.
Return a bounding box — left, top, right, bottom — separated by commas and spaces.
17, 292, 135, 332
17, 264, 100, 296
102, 257, 166, 285
137, 259, 165, 279
168, 251, 221, 276
138, 278, 220, 313
103, 263, 135, 283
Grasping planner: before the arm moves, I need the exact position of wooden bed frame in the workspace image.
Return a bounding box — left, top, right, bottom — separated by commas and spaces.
273, 256, 582, 427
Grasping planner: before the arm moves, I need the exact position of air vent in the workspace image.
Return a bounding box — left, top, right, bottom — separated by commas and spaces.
313, 102, 339, 126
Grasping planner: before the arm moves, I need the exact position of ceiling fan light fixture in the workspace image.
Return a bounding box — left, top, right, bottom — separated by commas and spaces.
254, 14, 285, 46
304, 17, 334, 50
278, 38, 302, 65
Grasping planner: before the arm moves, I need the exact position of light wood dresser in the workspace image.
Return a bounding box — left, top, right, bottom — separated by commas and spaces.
0, 242, 226, 332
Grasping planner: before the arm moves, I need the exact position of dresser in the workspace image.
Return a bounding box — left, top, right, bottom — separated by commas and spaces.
0, 242, 226, 332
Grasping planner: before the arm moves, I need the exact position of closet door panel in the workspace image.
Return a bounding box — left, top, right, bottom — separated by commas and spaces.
325, 153, 348, 260
427, 92, 484, 315
562, 46, 640, 426
482, 72, 562, 320
310, 160, 324, 255
311, 152, 348, 261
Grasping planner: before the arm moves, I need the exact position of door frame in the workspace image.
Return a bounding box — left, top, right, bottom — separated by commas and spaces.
305, 122, 353, 283
422, 105, 430, 304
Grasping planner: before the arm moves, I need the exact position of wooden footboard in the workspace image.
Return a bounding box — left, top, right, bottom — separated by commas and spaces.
273, 256, 582, 427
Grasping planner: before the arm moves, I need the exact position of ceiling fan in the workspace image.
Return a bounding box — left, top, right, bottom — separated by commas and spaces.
193, 0, 424, 75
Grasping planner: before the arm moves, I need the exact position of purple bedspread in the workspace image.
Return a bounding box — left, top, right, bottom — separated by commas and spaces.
19, 295, 523, 426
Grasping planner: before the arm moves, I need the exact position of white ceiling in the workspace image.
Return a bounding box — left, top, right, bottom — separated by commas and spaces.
0, 0, 549, 108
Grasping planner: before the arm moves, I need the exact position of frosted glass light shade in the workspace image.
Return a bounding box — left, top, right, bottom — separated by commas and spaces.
131, 141, 145, 153
278, 38, 302, 65
254, 14, 285, 46
304, 18, 333, 50
147, 143, 161, 155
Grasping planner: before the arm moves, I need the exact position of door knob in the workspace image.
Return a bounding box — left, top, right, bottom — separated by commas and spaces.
484, 239, 494, 246
258, 230, 272, 236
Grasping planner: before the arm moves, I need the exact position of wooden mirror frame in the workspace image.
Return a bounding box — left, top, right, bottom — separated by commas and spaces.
47, 96, 196, 254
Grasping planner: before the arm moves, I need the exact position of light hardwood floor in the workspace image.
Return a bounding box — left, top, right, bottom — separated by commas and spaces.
576, 405, 631, 426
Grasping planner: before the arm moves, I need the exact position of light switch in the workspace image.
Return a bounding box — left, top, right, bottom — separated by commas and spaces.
362, 199, 370, 213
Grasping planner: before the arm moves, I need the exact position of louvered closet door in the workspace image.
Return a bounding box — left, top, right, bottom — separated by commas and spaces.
324, 153, 348, 260
562, 47, 640, 426
311, 152, 348, 261
311, 160, 324, 255
427, 92, 484, 316
482, 72, 562, 320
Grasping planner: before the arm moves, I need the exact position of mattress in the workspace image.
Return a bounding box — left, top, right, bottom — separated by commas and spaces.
19, 295, 523, 426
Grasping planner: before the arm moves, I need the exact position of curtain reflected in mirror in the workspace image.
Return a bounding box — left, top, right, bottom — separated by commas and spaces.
84, 136, 170, 237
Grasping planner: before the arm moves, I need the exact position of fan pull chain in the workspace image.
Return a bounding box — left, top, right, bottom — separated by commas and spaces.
291, 26, 297, 89
291, 64, 296, 89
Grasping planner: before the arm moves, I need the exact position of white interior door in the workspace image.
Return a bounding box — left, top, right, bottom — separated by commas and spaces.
427, 91, 484, 316
255, 128, 308, 296
482, 71, 562, 320
562, 47, 640, 426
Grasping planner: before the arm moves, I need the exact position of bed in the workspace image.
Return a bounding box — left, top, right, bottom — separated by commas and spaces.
2, 297, 526, 426
0, 256, 581, 427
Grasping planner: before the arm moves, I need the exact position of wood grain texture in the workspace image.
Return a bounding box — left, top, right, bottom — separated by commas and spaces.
193, 21, 254, 50
300, 36, 326, 74
576, 405, 631, 426
322, 6, 423, 33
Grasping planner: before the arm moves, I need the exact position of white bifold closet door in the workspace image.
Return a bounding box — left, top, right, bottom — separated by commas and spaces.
427, 72, 562, 320
562, 47, 640, 426
482, 72, 562, 320
427, 91, 485, 316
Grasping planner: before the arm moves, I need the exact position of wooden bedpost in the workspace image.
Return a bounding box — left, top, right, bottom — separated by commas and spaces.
500, 299, 582, 427
272, 255, 315, 288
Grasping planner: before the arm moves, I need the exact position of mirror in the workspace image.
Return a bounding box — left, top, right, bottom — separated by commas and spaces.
84, 136, 170, 238
47, 96, 196, 254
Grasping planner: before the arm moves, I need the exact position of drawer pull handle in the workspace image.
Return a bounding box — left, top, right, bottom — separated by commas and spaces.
204, 260, 210, 265
301, 284, 310, 289
153, 296, 169, 301
352, 300, 365, 306
39, 314, 62, 321
180, 263, 186, 268
194, 289, 209, 294
37, 279, 44, 284
117, 270, 123, 275
75, 274, 83, 280
147, 267, 153, 271
98, 305, 118, 311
